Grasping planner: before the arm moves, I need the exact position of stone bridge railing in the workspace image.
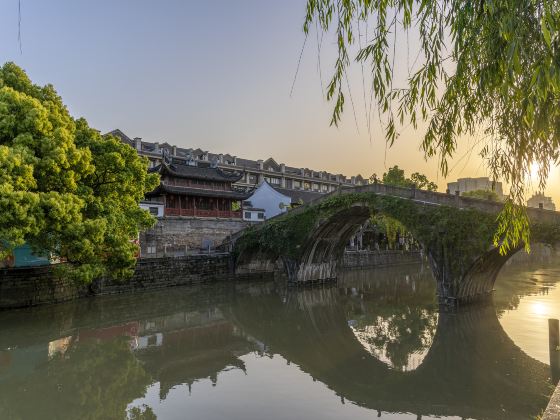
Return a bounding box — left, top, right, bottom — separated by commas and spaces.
333, 183, 560, 224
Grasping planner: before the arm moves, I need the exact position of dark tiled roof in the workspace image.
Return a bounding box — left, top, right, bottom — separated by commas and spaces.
284, 166, 301, 175
106, 129, 362, 182
107, 129, 133, 145
153, 162, 244, 182
148, 184, 250, 200
235, 158, 259, 170
273, 187, 323, 204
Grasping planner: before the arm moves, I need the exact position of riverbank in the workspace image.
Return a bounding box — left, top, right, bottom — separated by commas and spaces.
543, 381, 560, 419
0, 254, 231, 310
0, 250, 424, 310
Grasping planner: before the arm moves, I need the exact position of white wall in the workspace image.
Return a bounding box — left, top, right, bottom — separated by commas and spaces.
247, 182, 291, 219
140, 202, 164, 218
243, 209, 265, 221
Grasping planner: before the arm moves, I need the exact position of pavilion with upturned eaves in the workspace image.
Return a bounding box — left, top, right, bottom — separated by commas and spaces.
146, 158, 250, 219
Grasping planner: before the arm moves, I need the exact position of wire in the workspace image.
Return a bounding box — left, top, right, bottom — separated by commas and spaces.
315, 19, 324, 98
290, 34, 308, 98
18, 0, 22, 54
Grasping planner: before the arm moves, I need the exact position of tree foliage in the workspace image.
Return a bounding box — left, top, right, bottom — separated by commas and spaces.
380, 165, 438, 191
0, 62, 159, 281
370, 212, 407, 248
0, 338, 152, 420
303, 0, 560, 253
462, 189, 501, 202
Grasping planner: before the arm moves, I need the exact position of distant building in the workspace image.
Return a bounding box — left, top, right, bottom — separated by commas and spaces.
447, 177, 504, 199
107, 129, 367, 196
527, 193, 556, 211
0, 244, 52, 268
242, 204, 265, 222
243, 181, 291, 221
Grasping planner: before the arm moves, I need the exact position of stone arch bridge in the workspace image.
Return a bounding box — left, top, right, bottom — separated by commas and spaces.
233, 183, 560, 305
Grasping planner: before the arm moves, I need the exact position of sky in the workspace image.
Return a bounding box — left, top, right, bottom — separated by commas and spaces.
1, 0, 558, 203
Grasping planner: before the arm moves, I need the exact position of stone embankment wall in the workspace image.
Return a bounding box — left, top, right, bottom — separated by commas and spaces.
0, 250, 424, 310
342, 250, 423, 269
0, 254, 231, 310
140, 217, 250, 257
543, 382, 560, 419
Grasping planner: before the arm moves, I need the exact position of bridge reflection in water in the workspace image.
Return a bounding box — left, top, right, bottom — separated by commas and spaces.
0, 263, 556, 420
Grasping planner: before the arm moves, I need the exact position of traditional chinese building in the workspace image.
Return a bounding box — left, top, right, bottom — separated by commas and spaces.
145, 155, 250, 219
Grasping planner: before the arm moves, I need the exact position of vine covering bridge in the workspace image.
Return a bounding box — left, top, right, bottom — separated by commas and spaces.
233, 183, 560, 305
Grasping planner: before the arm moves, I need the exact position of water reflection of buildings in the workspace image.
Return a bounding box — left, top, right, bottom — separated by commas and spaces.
0, 304, 258, 409
132, 308, 255, 398
0, 265, 556, 420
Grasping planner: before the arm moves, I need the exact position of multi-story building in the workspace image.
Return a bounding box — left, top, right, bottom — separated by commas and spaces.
527, 193, 556, 211
108, 129, 368, 203
146, 157, 249, 219
447, 177, 504, 199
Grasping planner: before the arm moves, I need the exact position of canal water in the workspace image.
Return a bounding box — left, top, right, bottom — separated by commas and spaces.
0, 253, 559, 419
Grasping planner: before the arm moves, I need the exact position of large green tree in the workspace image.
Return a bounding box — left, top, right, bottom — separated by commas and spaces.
304, 0, 560, 252
0, 62, 158, 281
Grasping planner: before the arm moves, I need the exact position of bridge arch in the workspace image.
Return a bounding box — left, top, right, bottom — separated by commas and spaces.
234, 185, 560, 305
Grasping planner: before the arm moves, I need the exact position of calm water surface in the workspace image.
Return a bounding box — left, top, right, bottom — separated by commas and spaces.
0, 253, 559, 420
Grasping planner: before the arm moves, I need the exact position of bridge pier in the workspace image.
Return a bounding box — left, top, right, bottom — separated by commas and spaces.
428, 245, 520, 307
289, 260, 338, 284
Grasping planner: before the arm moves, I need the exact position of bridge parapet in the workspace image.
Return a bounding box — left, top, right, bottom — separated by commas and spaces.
349, 183, 560, 224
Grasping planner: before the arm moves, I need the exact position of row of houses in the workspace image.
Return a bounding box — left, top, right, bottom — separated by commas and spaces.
109, 128, 367, 197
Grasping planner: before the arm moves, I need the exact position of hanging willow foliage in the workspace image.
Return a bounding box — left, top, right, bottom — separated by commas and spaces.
304, 0, 560, 253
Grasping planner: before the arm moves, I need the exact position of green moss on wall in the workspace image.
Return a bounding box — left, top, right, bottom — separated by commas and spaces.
235, 192, 560, 279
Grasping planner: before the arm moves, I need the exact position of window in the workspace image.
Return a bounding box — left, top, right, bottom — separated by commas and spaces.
312, 183, 319, 191
285, 179, 293, 189
147, 246, 156, 254
294, 180, 301, 189
149, 207, 159, 216
244, 212, 252, 219
265, 176, 280, 185
196, 198, 212, 210
258, 212, 265, 219
304, 182, 310, 190
322, 184, 328, 192
167, 195, 178, 208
